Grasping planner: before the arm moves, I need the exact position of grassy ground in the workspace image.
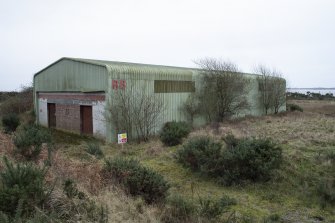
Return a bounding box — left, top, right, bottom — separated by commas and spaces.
99, 115, 334, 222
0, 100, 334, 222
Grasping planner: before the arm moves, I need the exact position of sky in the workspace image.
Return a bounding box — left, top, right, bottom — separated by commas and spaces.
0, 0, 334, 91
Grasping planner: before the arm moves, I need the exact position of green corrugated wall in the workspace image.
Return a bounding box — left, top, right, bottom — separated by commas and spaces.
34, 58, 286, 142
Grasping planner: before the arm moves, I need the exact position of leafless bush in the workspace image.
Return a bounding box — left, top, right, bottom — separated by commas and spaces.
255, 65, 286, 114
108, 87, 165, 142
195, 58, 250, 122
181, 94, 199, 125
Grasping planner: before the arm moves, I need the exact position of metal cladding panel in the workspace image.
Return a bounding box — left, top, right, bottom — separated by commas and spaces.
33, 57, 286, 142
34, 59, 108, 92
107, 70, 196, 141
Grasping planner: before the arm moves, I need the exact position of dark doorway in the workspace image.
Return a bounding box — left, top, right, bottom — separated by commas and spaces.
47, 103, 56, 128
80, 105, 93, 135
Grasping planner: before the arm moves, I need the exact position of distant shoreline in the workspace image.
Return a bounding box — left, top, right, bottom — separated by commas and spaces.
287, 88, 335, 90
287, 88, 335, 95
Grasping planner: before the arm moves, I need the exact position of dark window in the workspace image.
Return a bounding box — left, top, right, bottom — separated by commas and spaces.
154, 80, 195, 93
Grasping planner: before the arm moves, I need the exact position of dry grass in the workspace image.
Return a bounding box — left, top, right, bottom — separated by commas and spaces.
48, 151, 104, 195
1, 99, 334, 222
290, 99, 335, 116
0, 130, 162, 223
97, 187, 161, 223
191, 107, 335, 149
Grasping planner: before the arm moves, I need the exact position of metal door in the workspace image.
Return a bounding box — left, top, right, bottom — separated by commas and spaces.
80, 105, 93, 135
47, 103, 56, 128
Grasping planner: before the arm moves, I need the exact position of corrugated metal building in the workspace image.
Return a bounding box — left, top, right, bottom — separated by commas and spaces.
33, 57, 283, 142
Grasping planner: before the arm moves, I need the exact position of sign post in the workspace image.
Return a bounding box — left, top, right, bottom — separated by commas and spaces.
117, 133, 127, 149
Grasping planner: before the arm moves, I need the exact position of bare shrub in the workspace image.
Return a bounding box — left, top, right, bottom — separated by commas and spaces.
195, 58, 250, 122
255, 65, 286, 114
108, 87, 165, 142
181, 94, 199, 125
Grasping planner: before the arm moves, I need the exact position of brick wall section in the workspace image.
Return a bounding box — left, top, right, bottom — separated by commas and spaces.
37, 93, 105, 134
38, 93, 105, 101
55, 104, 81, 132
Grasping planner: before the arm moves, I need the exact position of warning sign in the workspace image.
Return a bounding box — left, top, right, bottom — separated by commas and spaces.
118, 133, 127, 144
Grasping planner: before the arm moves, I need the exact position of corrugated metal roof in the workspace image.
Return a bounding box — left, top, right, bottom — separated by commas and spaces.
34, 57, 197, 77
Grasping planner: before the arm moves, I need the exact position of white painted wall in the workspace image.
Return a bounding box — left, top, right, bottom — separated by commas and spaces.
38, 98, 48, 127
92, 101, 106, 138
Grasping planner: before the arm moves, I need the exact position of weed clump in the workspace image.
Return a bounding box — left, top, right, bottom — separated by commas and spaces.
161, 194, 236, 222
199, 195, 236, 220
103, 157, 170, 203
160, 121, 191, 146
161, 195, 196, 223
63, 178, 85, 199
13, 124, 52, 160
2, 113, 20, 133
85, 142, 104, 159
178, 135, 282, 185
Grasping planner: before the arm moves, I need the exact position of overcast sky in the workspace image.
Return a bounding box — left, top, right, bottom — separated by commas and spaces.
1, 0, 334, 91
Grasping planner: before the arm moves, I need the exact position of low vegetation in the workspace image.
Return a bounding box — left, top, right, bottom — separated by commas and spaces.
287, 103, 304, 112
0, 85, 33, 116
0, 98, 334, 222
13, 124, 52, 160
287, 91, 335, 100
85, 142, 104, 159
160, 121, 191, 146
178, 135, 282, 185
1, 113, 20, 133
102, 157, 170, 203
0, 157, 50, 219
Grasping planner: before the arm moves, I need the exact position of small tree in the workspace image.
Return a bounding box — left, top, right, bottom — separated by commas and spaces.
255, 65, 273, 115
13, 124, 52, 160
196, 58, 250, 122
255, 65, 286, 114
272, 75, 286, 113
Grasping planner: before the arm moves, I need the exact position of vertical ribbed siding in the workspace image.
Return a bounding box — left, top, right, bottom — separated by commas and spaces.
34, 59, 108, 92
108, 70, 196, 138
34, 58, 286, 142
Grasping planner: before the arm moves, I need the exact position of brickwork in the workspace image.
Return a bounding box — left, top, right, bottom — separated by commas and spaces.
38, 93, 105, 101
37, 92, 105, 136
55, 104, 81, 132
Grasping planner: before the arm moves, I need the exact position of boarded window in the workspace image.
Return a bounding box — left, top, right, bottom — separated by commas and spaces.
154, 80, 195, 93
